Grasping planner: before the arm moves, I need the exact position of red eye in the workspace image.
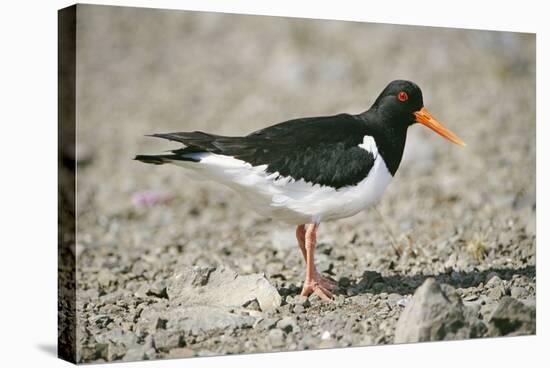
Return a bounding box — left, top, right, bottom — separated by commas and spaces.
397, 91, 408, 102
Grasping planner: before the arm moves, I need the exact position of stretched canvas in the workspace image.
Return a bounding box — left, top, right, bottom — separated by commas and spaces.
58, 4, 536, 364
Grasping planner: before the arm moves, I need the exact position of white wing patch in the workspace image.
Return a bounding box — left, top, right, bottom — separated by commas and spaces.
358, 135, 378, 159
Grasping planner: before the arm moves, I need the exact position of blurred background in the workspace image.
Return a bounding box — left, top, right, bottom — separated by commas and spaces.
73, 4, 535, 361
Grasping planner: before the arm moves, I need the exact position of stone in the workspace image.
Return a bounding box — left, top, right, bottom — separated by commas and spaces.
480, 303, 498, 321
338, 276, 351, 288
89, 314, 114, 329
153, 331, 184, 351
156, 317, 168, 330
487, 287, 505, 300
188, 267, 214, 286
168, 266, 281, 312
394, 278, 485, 343
242, 298, 262, 312
255, 317, 280, 330
122, 347, 146, 362
144, 348, 157, 360
268, 328, 286, 348
510, 286, 528, 299
488, 297, 535, 336
387, 293, 403, 306
276, 316, 299, 334
522, 296, 536, 308
119, 333, 153, 362
291, 295, 311, 308
147, 280, 168, 299
96, 328, 138, 349
133, 284, 150, 299
292, 304, 305, 314
485, 273, 502, 286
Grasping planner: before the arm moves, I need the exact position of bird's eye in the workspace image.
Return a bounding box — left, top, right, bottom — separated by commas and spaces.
397, 91, 408, 102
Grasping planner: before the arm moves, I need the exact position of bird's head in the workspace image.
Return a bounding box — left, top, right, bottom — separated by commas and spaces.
373, 80, 465, 146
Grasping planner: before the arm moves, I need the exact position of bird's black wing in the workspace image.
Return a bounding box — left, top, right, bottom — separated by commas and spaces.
152, 114, 377, 189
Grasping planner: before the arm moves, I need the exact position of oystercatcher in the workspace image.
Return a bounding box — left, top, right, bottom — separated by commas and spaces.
135, 80, 465, 300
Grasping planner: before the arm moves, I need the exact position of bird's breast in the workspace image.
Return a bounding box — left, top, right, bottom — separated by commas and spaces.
269, 154, 393, 223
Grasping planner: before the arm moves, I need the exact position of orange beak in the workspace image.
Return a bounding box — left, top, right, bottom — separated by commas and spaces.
414, 107, 466, 147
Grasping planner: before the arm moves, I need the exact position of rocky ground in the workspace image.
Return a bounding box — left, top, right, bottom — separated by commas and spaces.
71, 5, 536, 364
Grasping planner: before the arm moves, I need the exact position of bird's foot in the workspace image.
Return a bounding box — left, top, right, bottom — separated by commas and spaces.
316, 272, 337, 291
300, 272, 336, 301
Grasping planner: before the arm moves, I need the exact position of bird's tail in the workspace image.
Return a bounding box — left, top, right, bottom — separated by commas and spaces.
134, 153, 200, 165
135, 132, 213, 165
134, 154, 173, 165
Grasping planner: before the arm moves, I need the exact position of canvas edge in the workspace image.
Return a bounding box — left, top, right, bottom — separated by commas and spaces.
58, 4, 77, 364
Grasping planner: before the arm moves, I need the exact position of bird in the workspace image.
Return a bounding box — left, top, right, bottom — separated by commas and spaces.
135, 80, 465, 301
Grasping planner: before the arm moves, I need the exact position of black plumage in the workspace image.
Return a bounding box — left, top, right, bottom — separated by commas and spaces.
145, 114, 377, 189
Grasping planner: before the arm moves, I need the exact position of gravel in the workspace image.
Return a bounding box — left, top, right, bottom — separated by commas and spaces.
72, 5, 536, 363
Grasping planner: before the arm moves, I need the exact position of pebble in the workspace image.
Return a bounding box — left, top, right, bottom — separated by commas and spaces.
487, 287, 505, 300
293, 304, 305, 314
243, 299, 262, 312
321, 331, 331, 340
255, 317, 280, 330
510, 286, 528, 299
338, 277, 351, 288
463, 294, 479, 302
485, 273, 502, 285
387, 293, 403, 306
147, 280, 168, 299
276, 316, 299, 333
291, 295, 311, 308
122, 348, 145, 362
397, 298, 409, 307
268, 329, 286, 348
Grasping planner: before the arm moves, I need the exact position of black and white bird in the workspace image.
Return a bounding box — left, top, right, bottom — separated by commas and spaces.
135, 80, 465, 300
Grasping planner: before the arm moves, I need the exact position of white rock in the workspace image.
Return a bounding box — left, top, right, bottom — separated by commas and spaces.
321, 331, 331, 340
168, 266, 282, 312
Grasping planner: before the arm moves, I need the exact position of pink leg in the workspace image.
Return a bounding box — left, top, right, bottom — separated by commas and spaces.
296, 225, 307, 260
299, 224, 335, 300
295, 225, 336, 292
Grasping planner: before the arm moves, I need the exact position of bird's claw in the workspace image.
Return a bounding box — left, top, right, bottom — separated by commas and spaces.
301, 273, 336, 301
316, 272, 337, 290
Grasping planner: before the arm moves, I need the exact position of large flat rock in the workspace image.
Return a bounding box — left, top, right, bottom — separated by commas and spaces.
168, 266, 282, 312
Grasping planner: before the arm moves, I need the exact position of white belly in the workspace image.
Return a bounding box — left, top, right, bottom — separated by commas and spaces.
171, 152, 393, 225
